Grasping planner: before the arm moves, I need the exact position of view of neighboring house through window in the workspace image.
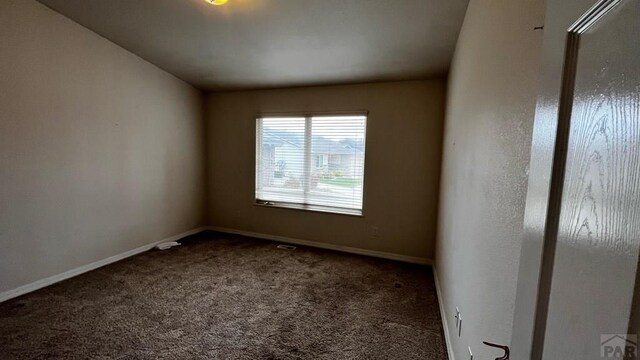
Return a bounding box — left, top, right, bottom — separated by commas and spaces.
255, 115, 367, 215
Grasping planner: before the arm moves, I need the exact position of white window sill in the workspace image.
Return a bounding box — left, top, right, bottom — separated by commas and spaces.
254, 201, 363, 217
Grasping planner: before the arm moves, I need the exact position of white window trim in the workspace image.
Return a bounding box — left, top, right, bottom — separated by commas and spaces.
254, 200, 364, 217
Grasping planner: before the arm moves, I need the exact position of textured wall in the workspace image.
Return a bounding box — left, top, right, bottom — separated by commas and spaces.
435, 0, 544, 358
205, 80, 445, 259
0, 0, 205, 294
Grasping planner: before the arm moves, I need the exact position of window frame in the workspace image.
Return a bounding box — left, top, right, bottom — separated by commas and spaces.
254, 111, 368, 217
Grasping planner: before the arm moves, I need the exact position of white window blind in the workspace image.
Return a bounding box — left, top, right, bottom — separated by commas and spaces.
256, 115, 367, 215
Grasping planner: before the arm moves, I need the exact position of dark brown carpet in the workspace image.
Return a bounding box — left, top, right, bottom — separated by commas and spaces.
0, 231, 448, 359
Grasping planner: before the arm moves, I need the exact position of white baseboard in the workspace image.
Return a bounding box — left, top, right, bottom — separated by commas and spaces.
207, 226, 432, 265
0, 227, 207, 303
433, 264, 455, 360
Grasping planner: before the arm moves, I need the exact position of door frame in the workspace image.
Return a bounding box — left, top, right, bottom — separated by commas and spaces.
510, 0, 624, 358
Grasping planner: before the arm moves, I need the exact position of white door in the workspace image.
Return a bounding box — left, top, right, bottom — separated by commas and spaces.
512, 0, 640, 359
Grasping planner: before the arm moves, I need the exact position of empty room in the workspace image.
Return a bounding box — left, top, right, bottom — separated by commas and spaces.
1, 0, 638, 359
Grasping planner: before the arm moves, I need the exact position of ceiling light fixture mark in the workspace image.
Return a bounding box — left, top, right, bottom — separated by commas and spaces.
205, 0, 228, 5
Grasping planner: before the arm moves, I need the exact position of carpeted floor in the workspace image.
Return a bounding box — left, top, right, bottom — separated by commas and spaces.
0, 231, 448, 359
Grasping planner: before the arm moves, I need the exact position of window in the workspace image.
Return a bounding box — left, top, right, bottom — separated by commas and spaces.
314, 155, 325, 168
256, 115, 367, 215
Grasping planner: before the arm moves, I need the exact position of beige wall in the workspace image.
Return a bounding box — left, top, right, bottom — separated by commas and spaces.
205, 80, 445, 259
0, 0, 205, 294
435, 0, 543, 358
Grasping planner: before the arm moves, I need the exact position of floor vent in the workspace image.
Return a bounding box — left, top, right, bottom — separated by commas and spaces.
277, 244, 296, 250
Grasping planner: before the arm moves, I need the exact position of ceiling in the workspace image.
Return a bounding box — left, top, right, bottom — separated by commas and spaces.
37, 0, 469, 91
